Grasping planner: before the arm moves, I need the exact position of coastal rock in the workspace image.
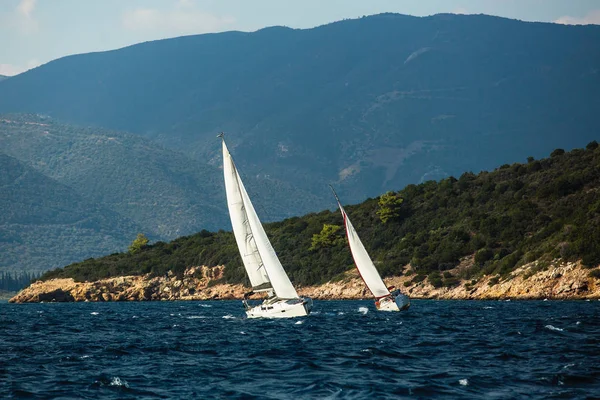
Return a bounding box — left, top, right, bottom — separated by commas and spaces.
9, 261, 600, 303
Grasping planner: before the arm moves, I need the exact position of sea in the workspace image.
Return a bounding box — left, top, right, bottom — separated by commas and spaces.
1, 300, 599, 399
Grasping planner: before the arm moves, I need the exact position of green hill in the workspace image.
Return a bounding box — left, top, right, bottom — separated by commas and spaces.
41, 143, 600, 288
0, 153, 141, 273
0, 14, 598, 206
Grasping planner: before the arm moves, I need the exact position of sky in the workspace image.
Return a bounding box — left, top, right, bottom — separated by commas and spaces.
1, 0, 599, 76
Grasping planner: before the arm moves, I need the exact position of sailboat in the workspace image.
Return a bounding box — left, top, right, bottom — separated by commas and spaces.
330, 185, 410, 312
220, 133, 312, 318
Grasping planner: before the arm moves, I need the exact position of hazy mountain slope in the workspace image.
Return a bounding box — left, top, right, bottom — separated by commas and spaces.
0, 14, 598, 204
0, 115, 325, 268
0, 153, 142, 273
0, 75, 7, 82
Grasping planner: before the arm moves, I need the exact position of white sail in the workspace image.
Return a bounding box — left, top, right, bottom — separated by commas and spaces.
222, 140, 299, 299
337, 200, 390, 298
222, 140, 271, 292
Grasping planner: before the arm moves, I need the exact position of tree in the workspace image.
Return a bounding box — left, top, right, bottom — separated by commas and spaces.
309, 224, 344, 251
128, 233, 149, 254
551, 148, 565, 157
377, 191, 404, 223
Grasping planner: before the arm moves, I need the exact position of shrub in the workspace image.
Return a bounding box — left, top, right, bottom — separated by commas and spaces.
589, 269, 600, 279
475, 248, 494, 265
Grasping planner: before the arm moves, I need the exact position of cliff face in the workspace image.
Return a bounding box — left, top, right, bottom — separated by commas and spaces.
9, 266, 247, 303
9, 261, 600, 303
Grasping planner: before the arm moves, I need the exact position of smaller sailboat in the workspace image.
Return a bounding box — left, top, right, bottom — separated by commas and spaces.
330, 185, 410, 312
220, 133, 312, 318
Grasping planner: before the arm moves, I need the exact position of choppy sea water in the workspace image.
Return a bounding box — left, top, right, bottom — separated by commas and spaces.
1, 300, 599, 399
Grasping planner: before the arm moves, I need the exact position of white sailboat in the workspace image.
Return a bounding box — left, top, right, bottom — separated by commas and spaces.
330, 186, 410, 312
220, 133, 312, 318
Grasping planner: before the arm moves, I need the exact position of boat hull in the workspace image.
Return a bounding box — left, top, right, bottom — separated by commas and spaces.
246, 297, 313, 319
376, 293, 410, 312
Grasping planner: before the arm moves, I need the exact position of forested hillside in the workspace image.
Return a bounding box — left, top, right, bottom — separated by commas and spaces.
41, 144, 600, 288
1, 14, 598, 205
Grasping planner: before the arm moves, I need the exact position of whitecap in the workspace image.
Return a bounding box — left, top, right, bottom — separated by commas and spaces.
90, 312, 99, 315
186, 316, 206, 319
483, 306, 493, 309
563, 363, 575, 369
199, 304, 212, 308
459, 379, 468, 386
132, 316, 138, 319
545, 324, 564, 332
295, 320, 304, 325
172, 324, 179, 328
222, 315, 235, 319
576, 321, 581, 325
109, 377, 129, 387
80, 355, 91, 359
240, 331, 246, 335
337, 312, 345, 315
505, 299, 511, 302
358, 307, 369, 315
543, 299, 548, 301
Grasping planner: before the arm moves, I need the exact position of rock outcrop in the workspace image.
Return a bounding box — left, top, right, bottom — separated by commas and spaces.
9, 261, 600, 303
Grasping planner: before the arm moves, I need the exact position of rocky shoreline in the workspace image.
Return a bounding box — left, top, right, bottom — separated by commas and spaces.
9, 260, 600, 303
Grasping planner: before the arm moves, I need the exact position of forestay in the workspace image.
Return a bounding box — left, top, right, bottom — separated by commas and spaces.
337, 200, 390, 298
222, 140, 299, 300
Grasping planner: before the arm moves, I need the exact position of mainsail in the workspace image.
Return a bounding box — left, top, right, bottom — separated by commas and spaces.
332, 188, 390, 298
221, 140, 299, 299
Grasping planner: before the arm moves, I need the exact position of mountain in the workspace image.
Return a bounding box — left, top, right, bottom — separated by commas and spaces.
0, 114, 325, 272
0, 14, 598, 205
41, 143, 600, 288
0, 153, 141, 273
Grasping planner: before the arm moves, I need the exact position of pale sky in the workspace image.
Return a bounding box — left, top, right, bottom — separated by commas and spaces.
1, 0, 599, 76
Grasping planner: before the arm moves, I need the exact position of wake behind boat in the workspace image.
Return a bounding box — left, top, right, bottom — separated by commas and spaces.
220, 133, 312, 318
330, 185, 410, 312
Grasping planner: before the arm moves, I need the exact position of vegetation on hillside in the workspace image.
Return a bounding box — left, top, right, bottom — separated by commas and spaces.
41, 144, 600, 288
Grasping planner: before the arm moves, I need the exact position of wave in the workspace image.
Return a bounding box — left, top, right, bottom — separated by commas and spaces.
545, 324, 564, 332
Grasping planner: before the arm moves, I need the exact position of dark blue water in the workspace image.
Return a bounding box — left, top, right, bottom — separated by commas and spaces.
1, 300, 599, 399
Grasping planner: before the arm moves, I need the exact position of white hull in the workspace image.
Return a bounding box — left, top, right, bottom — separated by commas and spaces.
376, 294, 410, 312
245, 297, 313, 319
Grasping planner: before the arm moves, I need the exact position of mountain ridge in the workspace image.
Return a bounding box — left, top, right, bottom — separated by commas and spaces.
1, 13, 598, 205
